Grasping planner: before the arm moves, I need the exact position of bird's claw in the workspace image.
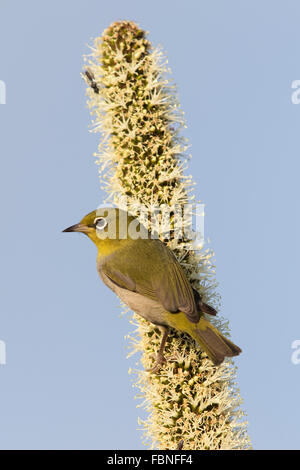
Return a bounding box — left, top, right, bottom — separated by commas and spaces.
146, 352, 167, 374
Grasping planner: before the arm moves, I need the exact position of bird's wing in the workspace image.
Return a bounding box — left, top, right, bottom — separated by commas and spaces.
192, 288, 217, 316
151, 241, 199, 323
100, 239, 200, 324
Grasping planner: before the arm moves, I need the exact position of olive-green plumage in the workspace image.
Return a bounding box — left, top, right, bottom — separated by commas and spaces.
63, 208, 241, 370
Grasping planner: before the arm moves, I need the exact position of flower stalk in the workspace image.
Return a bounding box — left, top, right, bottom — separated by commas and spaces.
83, 20, 250, 450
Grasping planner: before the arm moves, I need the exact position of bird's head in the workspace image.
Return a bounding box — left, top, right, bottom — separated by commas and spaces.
63, 207, 149, 251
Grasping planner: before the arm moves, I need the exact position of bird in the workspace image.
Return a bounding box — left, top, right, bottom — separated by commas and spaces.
63, 207, 241, 372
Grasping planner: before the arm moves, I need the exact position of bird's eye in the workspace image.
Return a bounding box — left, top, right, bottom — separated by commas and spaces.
94, 217, 107, 230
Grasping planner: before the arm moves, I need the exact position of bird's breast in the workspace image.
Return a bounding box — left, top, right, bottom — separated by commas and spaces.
97, 266, 167, 327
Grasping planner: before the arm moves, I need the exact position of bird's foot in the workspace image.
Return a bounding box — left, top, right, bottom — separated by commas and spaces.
168, 354, 180, 363
146, 352, 167, 374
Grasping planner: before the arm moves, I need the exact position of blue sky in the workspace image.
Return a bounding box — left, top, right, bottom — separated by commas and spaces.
0, 0, 300, 449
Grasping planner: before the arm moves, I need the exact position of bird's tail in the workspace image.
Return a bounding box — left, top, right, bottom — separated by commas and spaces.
190, 317, 242, 365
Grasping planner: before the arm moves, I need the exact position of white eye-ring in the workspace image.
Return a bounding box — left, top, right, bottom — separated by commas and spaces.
94, 217, 107, 230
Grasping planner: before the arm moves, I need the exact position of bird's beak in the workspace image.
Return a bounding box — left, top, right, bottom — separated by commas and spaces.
62, 223, 90, 234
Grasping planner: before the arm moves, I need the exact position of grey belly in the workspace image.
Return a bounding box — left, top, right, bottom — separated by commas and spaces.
99, 270, 167, 326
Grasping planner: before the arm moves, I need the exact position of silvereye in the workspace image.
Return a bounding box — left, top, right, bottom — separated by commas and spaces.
63, 208, 241, 372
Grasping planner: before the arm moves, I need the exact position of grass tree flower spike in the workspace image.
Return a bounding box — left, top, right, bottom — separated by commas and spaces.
83, 20, 251, 450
